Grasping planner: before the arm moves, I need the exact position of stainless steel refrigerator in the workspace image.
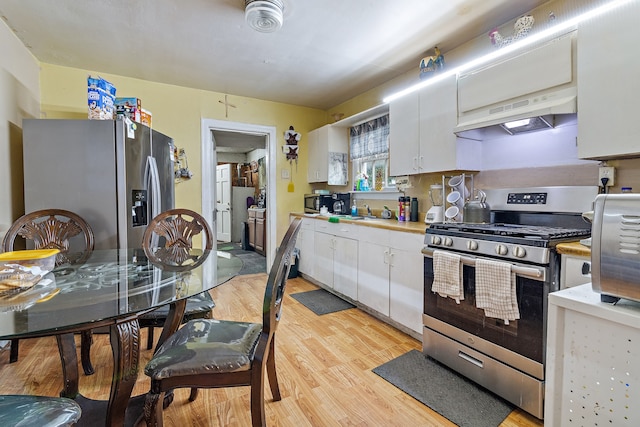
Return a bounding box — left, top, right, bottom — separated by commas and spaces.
22, 119, 175, 250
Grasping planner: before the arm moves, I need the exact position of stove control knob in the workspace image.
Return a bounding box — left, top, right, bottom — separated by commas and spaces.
443, 237, 453, 247
513, 246, 527, 258
495, 244, 508, 256
467, 240, 479, 251
431, 236, 442, 245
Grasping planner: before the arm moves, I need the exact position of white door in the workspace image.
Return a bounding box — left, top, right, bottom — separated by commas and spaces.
216, 164, 232, 242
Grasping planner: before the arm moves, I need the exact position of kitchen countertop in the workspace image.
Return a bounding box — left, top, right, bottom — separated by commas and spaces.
556, 241, 591, 257
290, 212, 428, 234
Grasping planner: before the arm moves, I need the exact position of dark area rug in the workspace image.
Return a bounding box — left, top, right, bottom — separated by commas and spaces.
372, 350, 515, 427
290, 289, 355, 315
218, 243, 266, 275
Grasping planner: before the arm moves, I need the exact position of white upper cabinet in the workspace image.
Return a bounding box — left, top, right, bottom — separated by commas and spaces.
307, 125, 348, 184
577, 1, 640, 159
390, 74, 479, 175
389, 90, 420, 175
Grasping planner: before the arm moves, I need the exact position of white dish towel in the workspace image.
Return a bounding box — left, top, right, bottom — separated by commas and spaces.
475, 258, 520, 324
431, 250, 464, 304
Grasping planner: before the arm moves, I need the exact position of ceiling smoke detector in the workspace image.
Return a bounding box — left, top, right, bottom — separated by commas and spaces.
245, 0, 284, 33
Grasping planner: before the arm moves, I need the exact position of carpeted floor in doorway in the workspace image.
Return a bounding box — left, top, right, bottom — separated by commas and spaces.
218, 243, 266, 275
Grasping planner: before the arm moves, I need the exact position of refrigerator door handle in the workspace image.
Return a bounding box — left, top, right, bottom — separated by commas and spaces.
145, 156, 162, 219
145, 156, 163, 249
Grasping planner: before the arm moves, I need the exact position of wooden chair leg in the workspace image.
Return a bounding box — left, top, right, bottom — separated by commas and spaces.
146, 326, 155, 350
266, 338, 281, 401
9, 339, 19, 363
144, 391, 164, 427
188, 388, 199, 402
80, 330, 95, 375
250, 369, 266, 427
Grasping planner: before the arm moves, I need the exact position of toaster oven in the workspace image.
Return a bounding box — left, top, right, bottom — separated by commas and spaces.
591, 193, 640, 303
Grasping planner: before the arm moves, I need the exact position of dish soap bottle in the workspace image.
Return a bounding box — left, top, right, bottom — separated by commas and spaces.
351, 201, 358, 216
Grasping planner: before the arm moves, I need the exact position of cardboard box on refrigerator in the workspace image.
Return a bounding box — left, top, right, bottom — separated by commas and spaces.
140, 108, 152, 127
87, 76, 116, 120
115, 98, 142, 122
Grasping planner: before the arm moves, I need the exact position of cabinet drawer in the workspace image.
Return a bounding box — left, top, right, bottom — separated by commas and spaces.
391, 231, 424, 253
314, 220, 358, 238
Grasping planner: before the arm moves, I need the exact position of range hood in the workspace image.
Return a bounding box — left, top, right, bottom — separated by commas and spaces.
454, 86, 577, 136
455, 31, 576, 138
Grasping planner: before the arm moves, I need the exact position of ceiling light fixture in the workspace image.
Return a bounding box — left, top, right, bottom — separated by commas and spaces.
245, 0, 284, 33
383, 0, 633, 104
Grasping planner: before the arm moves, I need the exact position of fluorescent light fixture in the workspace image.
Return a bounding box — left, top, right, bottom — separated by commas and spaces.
383, 0, 633, 104
503, 118, 531, 129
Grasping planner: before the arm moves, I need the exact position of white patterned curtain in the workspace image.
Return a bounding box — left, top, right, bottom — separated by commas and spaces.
349, 114, 389, 161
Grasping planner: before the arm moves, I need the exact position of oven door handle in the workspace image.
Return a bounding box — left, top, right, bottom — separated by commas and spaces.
422, 247, 546, 281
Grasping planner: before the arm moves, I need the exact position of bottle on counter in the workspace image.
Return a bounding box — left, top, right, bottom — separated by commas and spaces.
351, 201, 358, 216
398, 197, 405, 222
404, 197, 411, 222
410, 197, 419, 222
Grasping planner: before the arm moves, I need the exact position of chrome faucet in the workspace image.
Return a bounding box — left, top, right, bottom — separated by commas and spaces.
365, 204, 372, 216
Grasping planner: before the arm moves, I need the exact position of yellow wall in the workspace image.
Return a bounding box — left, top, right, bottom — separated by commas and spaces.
38, 63, 327, 242
0, 19, 41, 240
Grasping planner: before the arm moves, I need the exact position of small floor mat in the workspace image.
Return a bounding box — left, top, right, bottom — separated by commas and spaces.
372, 350, 515, 427
290, 289, 355, 315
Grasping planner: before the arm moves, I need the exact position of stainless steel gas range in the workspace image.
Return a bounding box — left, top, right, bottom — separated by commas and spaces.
422, 186, 598, 419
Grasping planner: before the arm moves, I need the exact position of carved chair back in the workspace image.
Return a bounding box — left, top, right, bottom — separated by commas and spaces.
142, 209, 213, 270
2, 209, 95, 266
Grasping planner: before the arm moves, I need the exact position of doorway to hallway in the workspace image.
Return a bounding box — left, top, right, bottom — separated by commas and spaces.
201, 119, 277, 268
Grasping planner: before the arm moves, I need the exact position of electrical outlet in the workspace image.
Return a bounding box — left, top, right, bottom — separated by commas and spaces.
598, 166, 615, 187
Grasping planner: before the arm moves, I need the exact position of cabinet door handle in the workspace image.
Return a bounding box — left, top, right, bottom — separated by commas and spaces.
418, 155, 424, 170
413, 156, 419, 171
388, 251, 395, 267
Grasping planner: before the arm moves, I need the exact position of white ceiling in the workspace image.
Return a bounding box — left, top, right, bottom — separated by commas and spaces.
0, 0, 547, 110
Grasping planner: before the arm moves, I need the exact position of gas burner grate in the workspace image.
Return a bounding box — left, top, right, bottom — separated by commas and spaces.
428, 223, 591, 241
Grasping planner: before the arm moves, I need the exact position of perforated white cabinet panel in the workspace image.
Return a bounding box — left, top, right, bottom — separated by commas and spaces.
546, 285, 640, 426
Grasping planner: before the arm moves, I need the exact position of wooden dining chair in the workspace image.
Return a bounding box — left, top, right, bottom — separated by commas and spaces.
143, 217, 302, 427
0, 395, 81, 426
138, 208, 216, 350
1, 209, 95, 374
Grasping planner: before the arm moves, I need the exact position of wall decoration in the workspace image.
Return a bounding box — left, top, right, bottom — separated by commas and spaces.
489, 15, 535, 48
283, 125, 301, 166
328, 152, 348, 186
174, 147, 193, 183
283, 125, 300, 192
419, 46, 445, 80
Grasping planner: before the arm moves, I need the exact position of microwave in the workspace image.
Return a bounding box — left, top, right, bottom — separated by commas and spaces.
304, 194, 333, 213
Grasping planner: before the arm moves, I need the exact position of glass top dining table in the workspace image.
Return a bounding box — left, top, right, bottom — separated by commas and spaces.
0, 248, 243, 427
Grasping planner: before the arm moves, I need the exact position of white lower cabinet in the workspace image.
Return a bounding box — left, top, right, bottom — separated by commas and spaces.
294, 215, 425, 336
357, 240, 391, 315
388, 243, 424, 334
296, 218, 315, 277
313, 222, 358, 300
357, 227, 424, 334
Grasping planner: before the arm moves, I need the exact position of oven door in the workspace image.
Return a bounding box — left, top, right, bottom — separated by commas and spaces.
423, 248, 550, 366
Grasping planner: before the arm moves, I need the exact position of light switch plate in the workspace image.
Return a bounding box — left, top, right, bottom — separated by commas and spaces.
281, 168, 290, 179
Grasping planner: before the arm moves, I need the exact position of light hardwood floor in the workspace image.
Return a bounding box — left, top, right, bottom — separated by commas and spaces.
0, 273, 543, 426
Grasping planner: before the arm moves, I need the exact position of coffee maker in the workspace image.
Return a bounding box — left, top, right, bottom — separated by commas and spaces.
330, 192, 351, 215
425, 184, 444, 223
